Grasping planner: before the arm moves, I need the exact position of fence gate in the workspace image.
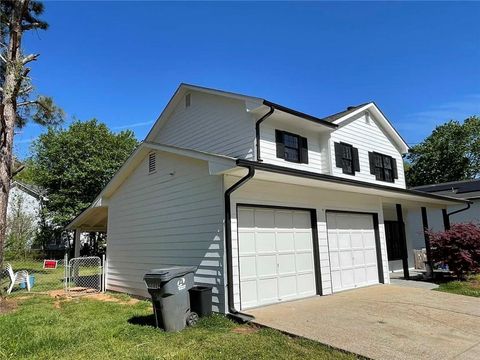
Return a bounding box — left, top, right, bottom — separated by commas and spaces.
66, 256, 103, 294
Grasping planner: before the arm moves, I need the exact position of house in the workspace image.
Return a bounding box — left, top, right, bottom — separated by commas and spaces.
67, 84, 468, 316
7, 180, 43, 223
406, 179, 479, 251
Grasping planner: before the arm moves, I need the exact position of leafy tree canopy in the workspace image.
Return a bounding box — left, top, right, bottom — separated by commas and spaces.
405, 116, 480, 187
29, 119, 138, 226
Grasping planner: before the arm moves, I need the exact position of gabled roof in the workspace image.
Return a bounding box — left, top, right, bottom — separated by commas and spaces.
412, 179, 480, 200
146, 83, 408, 153
11, 180, 44, 200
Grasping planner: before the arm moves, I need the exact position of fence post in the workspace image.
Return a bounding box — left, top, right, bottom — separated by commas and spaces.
102, 254, 106, 293
64, 253, 68, 292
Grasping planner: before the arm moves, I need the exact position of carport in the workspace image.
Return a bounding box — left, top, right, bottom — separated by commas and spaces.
248, 285, 480, 360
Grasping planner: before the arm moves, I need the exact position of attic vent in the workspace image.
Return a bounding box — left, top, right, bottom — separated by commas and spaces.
185, 93, 191, 108
148, 152, 156, 173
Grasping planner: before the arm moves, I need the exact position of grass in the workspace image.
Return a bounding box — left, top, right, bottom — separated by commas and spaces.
435, 274, 480, 298
0, 294, 358, 360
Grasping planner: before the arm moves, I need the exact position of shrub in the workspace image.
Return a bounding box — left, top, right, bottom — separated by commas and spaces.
429, 223, 480, 279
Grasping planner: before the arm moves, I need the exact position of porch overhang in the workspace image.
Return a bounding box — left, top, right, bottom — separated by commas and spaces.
231, 159, 470, 207
66, 206, 108, 232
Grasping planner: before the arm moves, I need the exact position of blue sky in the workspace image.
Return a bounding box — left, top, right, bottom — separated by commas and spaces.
16, 1, 480, 158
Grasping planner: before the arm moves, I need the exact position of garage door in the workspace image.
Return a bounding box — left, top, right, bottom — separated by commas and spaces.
238, 207, 317, 309
326, 212, 379, 293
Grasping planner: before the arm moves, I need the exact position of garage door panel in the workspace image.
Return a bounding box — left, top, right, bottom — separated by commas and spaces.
239, 232, 255, 253
295, 232, 313, 250
275, 211, 293, 228
279, 276, 297, 298
327, 212, 380, 293
276, 232, 295, 252
239, 257, 257, 278
297, 273, 315, 294
257, 255, 277, 277
238, 207, 316, 309
258, 278, 278, 303
296, 253, 314, 272
255, 210, 275, 228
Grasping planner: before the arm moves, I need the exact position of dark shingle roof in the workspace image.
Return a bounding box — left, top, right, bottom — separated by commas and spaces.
322, 103, 371, 123
412, 179, 480, 199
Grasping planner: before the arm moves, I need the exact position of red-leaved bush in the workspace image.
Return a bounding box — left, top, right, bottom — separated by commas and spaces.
429, 223, 480, 279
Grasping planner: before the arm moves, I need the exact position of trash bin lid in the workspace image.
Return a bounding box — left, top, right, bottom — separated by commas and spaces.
143, 266, 196, 282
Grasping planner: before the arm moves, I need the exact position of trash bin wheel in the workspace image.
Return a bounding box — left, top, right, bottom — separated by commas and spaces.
186, 312, 199, 327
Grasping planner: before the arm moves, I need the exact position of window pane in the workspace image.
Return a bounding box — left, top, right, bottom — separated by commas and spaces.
374, 153, 383, 167
342, 144, 352, 160
385, 169, 393, 182
383, 156, 392, 169
284, 134, 298, 148
285, 147, 299, 162
375, 167, 384, 180
342, 159, 353, 174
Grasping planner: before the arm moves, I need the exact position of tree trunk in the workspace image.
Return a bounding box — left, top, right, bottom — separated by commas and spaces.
0, 0, 28, 270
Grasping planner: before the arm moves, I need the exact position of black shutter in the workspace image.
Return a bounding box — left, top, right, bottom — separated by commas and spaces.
368, 152, 376, 175
334, 142, 342, 168
392, 158, 398, 179
353, 147, 360, 172
300, 136, 309, 164
275, 130, 284, 159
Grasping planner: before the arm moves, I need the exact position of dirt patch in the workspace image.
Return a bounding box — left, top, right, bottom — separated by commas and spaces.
47, 289, 139, 306
0, 298, 17, 315
231, 325, 259, 334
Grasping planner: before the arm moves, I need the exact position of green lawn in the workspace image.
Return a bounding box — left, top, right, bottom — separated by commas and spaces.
435, 274, 480, 298
0, 294, 358, 360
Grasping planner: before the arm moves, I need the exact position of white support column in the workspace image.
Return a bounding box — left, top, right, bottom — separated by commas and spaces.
74, 229, 81, 258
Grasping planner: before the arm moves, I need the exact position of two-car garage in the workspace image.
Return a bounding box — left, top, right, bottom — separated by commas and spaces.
237, 205, 383, 310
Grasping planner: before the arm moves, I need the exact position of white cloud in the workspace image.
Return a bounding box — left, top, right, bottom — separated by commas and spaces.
397, 94, 480, 144
112, 120, 154, 130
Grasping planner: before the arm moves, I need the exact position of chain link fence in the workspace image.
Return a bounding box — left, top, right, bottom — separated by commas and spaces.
1, 255, 105, 297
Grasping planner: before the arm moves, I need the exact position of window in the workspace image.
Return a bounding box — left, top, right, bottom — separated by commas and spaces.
369, 152, 397, 182
275, 130, 308, 164
334, 142, 360, 175
148, 152, 156, 173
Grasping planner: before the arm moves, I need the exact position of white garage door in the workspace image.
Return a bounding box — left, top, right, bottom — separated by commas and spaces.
326, 212, 380, 293
238, 207, 316, 309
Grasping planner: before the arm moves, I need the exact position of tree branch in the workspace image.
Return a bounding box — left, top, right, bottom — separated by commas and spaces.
22, 53, 39, 65
17, 100, 37, 108
0, 54, 6, 63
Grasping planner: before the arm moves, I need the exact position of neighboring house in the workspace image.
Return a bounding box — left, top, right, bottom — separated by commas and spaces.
406, 179, 479, 251
7, 181, 43, 223
67, 84, 467, 314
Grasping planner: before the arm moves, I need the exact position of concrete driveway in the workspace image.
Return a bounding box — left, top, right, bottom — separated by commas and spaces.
247, 285, 480, 360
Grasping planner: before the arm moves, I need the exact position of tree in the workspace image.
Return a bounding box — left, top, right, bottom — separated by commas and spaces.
29, 119, 137, 228
5, 192, 37, 260
0, 0, 64, 269
405, 117, 480, 187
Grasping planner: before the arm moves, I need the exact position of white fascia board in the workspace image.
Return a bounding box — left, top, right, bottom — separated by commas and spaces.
332, 103, 410, 154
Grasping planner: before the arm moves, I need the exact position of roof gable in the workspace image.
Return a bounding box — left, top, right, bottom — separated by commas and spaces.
327, 102, 409, 154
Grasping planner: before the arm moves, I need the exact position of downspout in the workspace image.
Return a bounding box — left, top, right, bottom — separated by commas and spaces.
255, 106, 274, 161
224, 164, 255, 322
444, 202, 472, 230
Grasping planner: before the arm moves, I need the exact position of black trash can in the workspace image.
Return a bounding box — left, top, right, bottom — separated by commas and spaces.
143, 266, 197, 332
189, 286, 213, 317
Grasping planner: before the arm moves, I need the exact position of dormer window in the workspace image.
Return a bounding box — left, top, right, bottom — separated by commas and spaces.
275, 130, 308, 164
334, 142, 360, 175
369, 152, 398, 183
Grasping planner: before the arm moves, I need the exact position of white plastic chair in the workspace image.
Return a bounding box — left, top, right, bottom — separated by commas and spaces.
5, 263, 31, 294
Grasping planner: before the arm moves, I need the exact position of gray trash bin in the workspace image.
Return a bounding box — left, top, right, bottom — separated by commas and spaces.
143, 266, 197, 332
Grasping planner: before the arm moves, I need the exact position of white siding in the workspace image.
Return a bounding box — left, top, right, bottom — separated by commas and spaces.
7, 186, 41, 223
154, 91, 255, 159
330, 112, 406, 188
225, 176, 390, 311
106, 151, 226, 312
259, 120, 330, 173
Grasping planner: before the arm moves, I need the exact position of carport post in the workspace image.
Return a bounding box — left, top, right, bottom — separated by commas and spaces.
74, 230, 81, 258
395, 204, 409, 279
442, 209, 451, 230
421, 207, 434, 277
